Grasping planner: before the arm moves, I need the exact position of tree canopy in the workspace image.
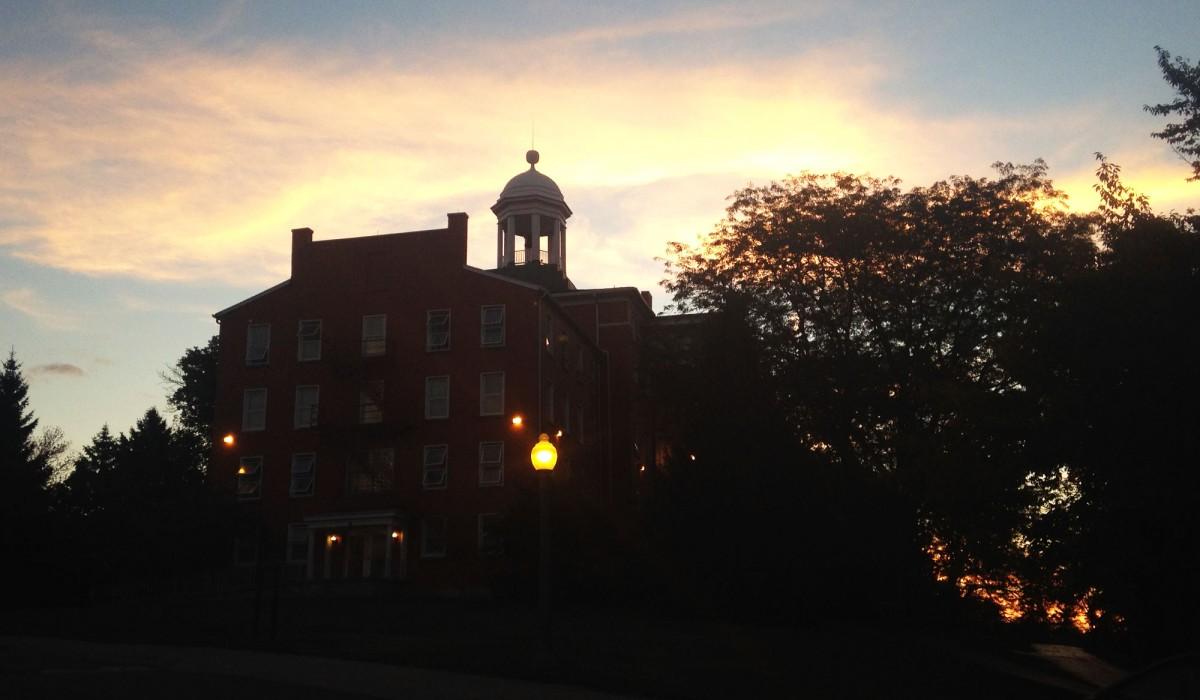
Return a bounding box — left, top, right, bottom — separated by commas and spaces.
1145, 46, 1200, 181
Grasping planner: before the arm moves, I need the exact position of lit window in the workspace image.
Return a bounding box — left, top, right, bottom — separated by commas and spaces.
362, 314, 386, 356
348, 447, 394, 495
290, 453, 315, 497
246, 323, 270, 366
425, 376, 449, 419
479, 441, 503, 486
294, 385, 319, 429
426, 309, 450, 351
237, 456, 262, 499
479, 371, 504, 416
478, 513, 503, 556
359, 380, 383, 424
481, 305, 505, 347
423, 444, 448, 489
297, 319, 321, 361
286, 524, 308, 565
421, 516, 447, 558
242, 388, 267, 431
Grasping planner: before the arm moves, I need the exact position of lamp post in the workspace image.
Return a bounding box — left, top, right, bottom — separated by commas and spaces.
531, 433, 557, 648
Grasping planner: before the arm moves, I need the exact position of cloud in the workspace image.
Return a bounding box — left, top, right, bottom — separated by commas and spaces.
1, 288, 80, 330
29, 363, 85, 377
0, 7, 1189, 293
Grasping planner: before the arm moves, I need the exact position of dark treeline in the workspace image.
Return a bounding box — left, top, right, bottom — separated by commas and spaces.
0, 342, 232, 607
645, 155, 1199, 658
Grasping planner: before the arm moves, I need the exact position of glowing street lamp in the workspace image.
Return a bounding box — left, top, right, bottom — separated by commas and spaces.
532, 432, 557, 648
531, 433, 557, 471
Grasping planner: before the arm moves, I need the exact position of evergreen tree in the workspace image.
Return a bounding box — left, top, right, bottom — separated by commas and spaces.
61, 424, 120, 518
0, 350, 50, 510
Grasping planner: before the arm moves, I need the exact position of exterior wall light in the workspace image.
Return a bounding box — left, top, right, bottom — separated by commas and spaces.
222, 433, 236, 447
531, 433, 557, 471
327, 534, 340, 544
391, 530, 402, 540
236, 465, 247, 475
511, 415, 524, 427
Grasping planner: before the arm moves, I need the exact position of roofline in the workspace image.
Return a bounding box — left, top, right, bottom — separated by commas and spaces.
654, 311, 710, 325
213, 279, 290, 320
462, 265, 545, 291
552, 286, 655, 316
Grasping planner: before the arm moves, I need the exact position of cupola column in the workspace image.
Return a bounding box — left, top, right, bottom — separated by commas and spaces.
547, 217, 561, 269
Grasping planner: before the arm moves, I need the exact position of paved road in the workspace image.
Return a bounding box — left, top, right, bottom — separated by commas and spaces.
0, 636, 638, 700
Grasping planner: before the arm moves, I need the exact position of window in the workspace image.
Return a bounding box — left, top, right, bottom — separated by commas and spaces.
359, 380, 383, 424
478, 514, 503, 556
290, 453, 315, 497
426, 309, 450, 351
297, 319, 321, 361
425, 376, 449, 419
237, 456, 262, 499
479, 372, 504, 416
479, 441, 503, 486
348, 447, 394, 495
423, 444, 448, 489
242, 388, 267, 431
294, 385, 319, 428
287, 524, 309, 565
481, 305, 505, 346
246, 323, 270, 366
362, 314, 386, 356
421, 516, 447, 558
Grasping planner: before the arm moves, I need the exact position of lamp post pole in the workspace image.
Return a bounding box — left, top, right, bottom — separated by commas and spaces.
531, 433, 558, 651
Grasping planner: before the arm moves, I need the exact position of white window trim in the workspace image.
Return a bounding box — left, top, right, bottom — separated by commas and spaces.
425, 375, 449, 420
294, 385, 320, 429
478, 441, 504, 486
242, 388, 267, 432
246, 323, 270, 366
422, 444, 449, 490
289, 452, 316, 497
297, 319, 322, 362
479, 371, 505, 416
421, 516, 448, 559
237, 456, 263, 500
362, 314, 387, 356
426, 309, 451, 352
480, 304, 505, 347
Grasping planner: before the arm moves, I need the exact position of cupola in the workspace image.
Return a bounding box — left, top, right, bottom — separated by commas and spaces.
492, 150, 572, 283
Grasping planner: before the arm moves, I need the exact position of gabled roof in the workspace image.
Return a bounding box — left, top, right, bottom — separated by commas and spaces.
212, 279, 290, 320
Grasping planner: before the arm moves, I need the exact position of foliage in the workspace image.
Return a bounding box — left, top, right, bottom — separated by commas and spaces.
1145, 46, 1200, 181
664, 163, 1095, 591
162, 335, 219, 463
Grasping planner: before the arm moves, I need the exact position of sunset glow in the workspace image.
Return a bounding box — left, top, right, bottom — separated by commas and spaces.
2, 1, 1196, 473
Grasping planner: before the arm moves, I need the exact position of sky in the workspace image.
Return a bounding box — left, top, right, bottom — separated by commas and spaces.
2, 0, 1198, 455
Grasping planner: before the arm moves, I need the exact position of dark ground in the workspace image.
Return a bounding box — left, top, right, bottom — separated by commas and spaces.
0, 587, 1104, 699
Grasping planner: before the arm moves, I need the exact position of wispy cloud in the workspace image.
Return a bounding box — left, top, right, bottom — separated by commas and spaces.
29, 362, 85, 377
1, 288, 79, 330
0, 6, 1188, 293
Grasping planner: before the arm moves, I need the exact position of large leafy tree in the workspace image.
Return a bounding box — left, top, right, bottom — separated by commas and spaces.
664, 163, 1096, 600
1145, 46, 1200, 181
163, 335, 219, 466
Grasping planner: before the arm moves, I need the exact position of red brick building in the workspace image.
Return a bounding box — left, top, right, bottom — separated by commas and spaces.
212, 151, 656, 589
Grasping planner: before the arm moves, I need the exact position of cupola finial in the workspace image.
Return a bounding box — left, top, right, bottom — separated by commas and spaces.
526, 149, 539, 168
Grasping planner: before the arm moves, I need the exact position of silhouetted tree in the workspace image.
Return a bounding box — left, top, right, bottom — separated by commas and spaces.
163, 335, 219, 467
1019, 161, 1200, 655
662, 163, 1097, 621
60, 424, 120, 519
0, 350, 60, 604
1145, 46, 1200, 181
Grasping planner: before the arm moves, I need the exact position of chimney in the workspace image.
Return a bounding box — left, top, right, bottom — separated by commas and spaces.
640, 291, 653, 309
447, 212, 469, 265
291, 227, 313, 279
